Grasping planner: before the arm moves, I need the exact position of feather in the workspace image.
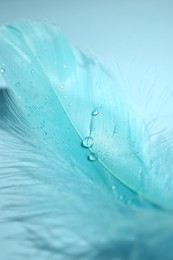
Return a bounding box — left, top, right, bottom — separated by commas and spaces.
0, 21, 173, 259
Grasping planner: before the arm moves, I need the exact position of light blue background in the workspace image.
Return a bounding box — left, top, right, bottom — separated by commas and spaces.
0, 0, 173, 87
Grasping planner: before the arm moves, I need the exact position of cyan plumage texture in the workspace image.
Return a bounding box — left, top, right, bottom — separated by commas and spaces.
0, 21, 173, 260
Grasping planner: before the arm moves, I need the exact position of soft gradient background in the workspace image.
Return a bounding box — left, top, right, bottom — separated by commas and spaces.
0, 0, 173, 77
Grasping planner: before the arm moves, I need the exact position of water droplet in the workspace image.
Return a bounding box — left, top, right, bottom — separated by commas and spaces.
68, 102, 72, 106
31, 69, 35, 74
82, 136, 94, 148
119, 195, 124, 201
127, 200, 132, 205
18, 96, 22, 99
60, 85, 64, 89
132, 141, 136, 148
114, 128, 118, 134
1, 68, 5, 74
138, 168, 142, 175
92, 108, 99, 116
112, 185, 116, 191
68, 147, 72, 152
88, 153, 97, 162
105, 152, 109, 156
63, 65, 67, 69
43, 131, 47, 136
15, 82, 20, 87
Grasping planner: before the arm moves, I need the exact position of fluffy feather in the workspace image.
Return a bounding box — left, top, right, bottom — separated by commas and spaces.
0, 21, 173, 259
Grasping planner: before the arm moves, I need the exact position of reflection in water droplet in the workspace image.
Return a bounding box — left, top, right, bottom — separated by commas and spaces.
92, 108, 99, 116
43, 132, 47, 136
1, 68, 5, 74
15, 82, 20, 87
88, 153, 97, 162
82, 136, 94, 148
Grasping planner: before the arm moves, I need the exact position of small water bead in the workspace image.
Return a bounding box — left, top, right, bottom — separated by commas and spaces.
88, 153, 97, 162
112, 185, 116, 191
15, 82, 20, 87
43, 131, 47, 136
82, 136, 94, 148
132, 141, 136, 148
130, 153, 135, 157
127, 200, 132, 205
114, 128, 118, 134
0, 68, 5, 74
63, 65, 67, 69
119, 195, 124, 201
92, 108, 99, 116
34, 94, 39, 98
31, 69, 35, 74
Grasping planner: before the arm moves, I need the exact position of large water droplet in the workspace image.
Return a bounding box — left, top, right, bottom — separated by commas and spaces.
88, 153, 97, 162
92, 108, 99, 116
82, 136, 94, 148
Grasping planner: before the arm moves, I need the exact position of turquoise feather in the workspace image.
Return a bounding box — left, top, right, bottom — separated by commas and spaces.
0, 21, 173, 208
0, 21, 173, 259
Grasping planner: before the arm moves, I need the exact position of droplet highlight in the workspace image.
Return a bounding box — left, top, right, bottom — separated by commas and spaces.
82, 136, 94, 148
15, 82, 20, 87
0, 68, 5, 74
88, 153, 97, 162
92, 108, 99, 116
